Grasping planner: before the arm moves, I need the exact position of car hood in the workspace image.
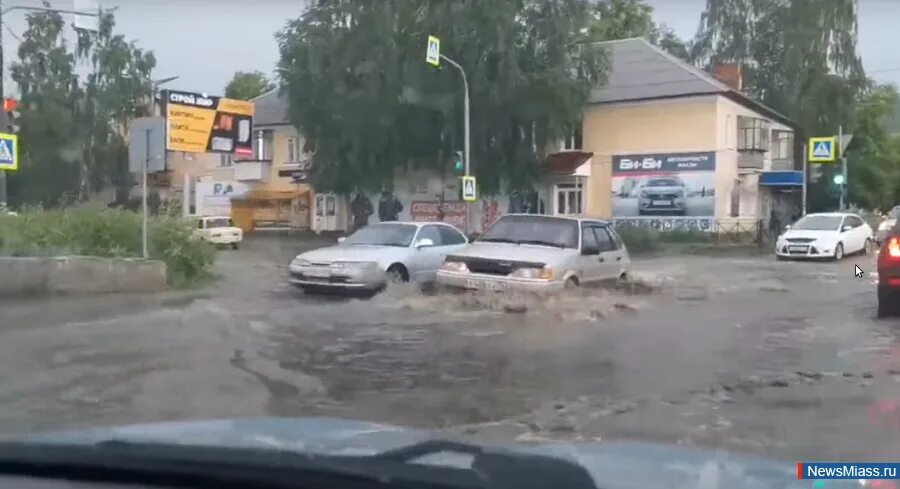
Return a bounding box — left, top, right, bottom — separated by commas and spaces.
451, 242, 576, 265
781, 229, 839, 241
14, 417, 838, 489
641, 186, 683, 194
297, 244, 407, 265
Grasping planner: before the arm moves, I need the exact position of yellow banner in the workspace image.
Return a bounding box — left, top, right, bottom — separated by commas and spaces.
217, 98, 254, 116
166, 104, 216, 153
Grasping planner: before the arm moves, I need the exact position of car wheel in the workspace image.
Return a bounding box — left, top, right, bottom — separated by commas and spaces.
231, 242, 239, 250
877, 287, 896, 318
776, 254, 787, 261
833, 243, 844, 261
564, 276, 579, 289
387, 264, 409, 283
863, 238, 874, 255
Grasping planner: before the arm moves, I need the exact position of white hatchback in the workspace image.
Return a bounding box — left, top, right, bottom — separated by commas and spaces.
775, 212, 875, 260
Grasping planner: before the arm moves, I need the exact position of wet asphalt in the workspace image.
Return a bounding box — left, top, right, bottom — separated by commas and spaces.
0, 234, 898, 462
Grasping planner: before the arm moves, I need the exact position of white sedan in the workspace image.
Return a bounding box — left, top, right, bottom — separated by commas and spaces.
775, 212, 875, 260
288, 221, 469, 292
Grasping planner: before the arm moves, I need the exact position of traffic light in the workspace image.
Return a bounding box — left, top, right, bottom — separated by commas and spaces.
2, 98, 19, 134
833, 174, 845, 185
452, 151, 464, 172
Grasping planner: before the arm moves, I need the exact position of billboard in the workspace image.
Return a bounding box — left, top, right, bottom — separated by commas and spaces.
611, 151, 716, 231
410, 200, 467, 228
165, 90, 254, 156
195, 180, 249, 216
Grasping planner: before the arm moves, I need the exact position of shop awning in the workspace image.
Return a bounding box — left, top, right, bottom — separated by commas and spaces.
233, 188, 310, 201
544, 151, 593, 177
760, 171, 804, 187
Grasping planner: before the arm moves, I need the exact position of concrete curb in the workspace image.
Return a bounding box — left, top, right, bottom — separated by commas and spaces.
0, 256, 168, 297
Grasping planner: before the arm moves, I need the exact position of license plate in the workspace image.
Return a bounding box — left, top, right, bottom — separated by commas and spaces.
789, 245, 808, 252
305, 268, 331, 278
465, 279, 509, 291
652, 200, 671, 206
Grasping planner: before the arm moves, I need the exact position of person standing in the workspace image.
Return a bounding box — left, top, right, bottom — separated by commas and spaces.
378, 190, 403, 222
350, 193, 373, 232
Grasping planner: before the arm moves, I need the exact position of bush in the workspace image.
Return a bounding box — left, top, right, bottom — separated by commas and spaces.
616, 227, 662, 253
0, 207, 216, 286
615, 227, 712, 253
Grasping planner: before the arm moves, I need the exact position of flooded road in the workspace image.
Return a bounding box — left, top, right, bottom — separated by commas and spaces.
0, 235, 898, 462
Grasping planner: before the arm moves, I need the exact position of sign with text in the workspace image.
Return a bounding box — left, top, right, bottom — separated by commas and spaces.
410, 200, 467, 228
164, 90, 254, 156
612, 152, 716, 218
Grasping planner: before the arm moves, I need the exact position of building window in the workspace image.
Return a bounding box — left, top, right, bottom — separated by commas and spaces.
737, 116, 770, 151
219, 154, 233, 167
561, 126, 582, 151
287, 137, 297, 163
253, 130, 273, 160
771, 130, 794, 160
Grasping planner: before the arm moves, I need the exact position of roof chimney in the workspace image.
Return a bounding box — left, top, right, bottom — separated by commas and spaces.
712, 63, 743, 91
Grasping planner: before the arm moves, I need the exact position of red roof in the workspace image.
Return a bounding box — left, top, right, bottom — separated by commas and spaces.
545, 151, 593, 175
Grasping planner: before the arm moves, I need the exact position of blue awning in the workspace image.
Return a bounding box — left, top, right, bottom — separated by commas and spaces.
760, 171, 804, 187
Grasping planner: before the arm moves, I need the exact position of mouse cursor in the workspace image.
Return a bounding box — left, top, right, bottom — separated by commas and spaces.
855, 265, 864, 278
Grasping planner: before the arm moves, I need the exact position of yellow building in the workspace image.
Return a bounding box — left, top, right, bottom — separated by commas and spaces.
576, 38, 800, 231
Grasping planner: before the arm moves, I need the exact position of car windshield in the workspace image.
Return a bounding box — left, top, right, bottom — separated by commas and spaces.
646, 179, 680, 187
205, 218, 231, 228
792, 215, 843, 231
343, 223, 417, 247
479, 215, 578, 248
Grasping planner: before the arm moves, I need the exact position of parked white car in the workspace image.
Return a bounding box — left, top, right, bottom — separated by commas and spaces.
288, 221, 469, 293
775, 212, 875, 260
436, 214, 631, 292
195, 216, 242, 249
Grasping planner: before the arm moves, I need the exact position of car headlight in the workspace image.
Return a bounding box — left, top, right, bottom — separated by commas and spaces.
291, 258, 311, 267
879, 220, 895, 231
441, 260, 469, 273
510, 267, 554, 280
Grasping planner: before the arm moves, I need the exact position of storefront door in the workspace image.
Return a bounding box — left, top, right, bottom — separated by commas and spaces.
554, 182, 583, 216
315, 194, 339, 231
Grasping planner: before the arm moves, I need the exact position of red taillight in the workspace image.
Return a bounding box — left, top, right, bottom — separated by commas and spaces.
889, 238, 900, 258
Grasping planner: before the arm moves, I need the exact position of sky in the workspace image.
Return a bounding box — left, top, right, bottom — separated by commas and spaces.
1, 0, 899, 95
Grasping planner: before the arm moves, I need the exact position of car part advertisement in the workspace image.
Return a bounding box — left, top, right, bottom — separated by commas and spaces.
164, 90, 254, 157
611, 151, 716, 231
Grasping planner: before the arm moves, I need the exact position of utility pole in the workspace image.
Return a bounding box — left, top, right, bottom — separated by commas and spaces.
801, 143, 808, 216
838, 124, 847, 211
440, 54, 470, 177
0, 0, 7, 210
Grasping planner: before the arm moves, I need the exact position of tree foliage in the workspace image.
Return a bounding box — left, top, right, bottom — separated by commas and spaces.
7, 6, 155, 207
224, 70, 275, 100
583, 0, 691, 61
692, 0, 872, 211
276, 0, 608, 195
846, 84, 900, 211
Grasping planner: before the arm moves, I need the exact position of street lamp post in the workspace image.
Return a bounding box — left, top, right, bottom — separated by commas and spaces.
439, 54, 470, 178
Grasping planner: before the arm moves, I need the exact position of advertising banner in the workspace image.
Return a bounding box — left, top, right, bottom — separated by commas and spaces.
410, 200, 467, 228
165, 90, 254, 156
611, 152, 715, 229
195, 180, 249, 216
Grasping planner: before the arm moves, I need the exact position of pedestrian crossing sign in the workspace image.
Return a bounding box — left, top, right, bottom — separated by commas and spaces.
0, 133, 18, 171
461, 176, 477, 202
808, 136, 837, 162
426, 35, 440, 67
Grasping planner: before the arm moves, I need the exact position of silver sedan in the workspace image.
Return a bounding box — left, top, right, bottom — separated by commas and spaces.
288, 221, 469, 292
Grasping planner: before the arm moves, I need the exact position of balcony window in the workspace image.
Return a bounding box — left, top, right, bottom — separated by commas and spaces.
737, 116, 770, 152
252, 130, 273, 160
771, 130, 794, 160
218, 154, 233, 167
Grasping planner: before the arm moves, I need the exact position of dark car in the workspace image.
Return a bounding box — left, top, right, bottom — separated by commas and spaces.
638, 177, 687, 215
878, 220, 900, 317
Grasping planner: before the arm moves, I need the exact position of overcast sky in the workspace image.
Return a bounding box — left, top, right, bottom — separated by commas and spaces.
2, 0, 898, 94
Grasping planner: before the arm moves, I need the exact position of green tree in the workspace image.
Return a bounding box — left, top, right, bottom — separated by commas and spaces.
7, 6, 154, 206
846, 84, 900, 211
224, 71, 275, 100
692, 0, 867, 210
583, 0, 691, 60
277, 0, 608, 194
